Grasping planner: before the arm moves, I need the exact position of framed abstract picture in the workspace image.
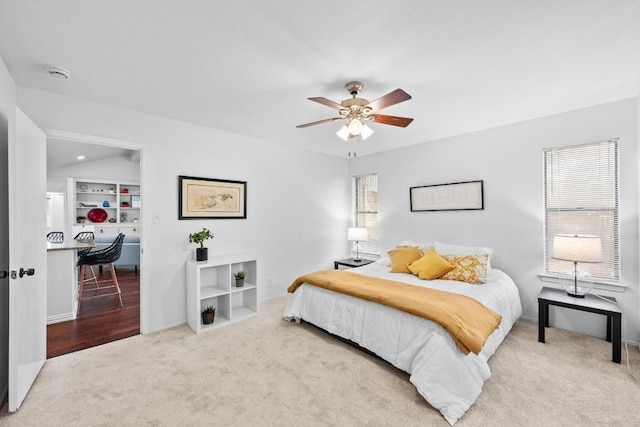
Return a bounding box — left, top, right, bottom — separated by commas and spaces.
410, 180, 483, 212
179, 175, 247, 219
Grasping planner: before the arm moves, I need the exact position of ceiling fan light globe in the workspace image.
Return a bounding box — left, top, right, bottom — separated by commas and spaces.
336, 125, 350, 141
348, 119, 363, 135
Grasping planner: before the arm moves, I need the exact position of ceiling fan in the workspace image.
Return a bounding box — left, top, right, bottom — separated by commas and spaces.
297, 81, 414, 141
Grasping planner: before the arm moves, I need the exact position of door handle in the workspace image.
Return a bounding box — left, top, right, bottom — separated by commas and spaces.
19, 268, 35, 278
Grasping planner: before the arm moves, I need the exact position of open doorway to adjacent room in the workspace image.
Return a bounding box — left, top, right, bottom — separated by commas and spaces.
45, 136, 142, 358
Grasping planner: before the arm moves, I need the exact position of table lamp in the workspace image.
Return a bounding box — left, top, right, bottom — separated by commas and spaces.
551, 234, 603, 298
348, 227, 368, 262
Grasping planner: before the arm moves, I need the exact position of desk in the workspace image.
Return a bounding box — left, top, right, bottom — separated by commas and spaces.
538, 286, 622, 363
47, 239, 94, 324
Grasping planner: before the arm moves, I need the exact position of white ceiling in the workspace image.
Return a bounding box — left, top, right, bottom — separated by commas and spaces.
46, 138, 135, 170
1, 0, 640, 158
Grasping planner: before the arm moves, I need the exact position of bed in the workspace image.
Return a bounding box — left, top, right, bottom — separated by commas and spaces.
283, 245, 522, 425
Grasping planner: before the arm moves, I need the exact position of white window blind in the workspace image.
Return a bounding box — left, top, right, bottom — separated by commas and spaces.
543, 139, 619, 283
353, 174, 378, 255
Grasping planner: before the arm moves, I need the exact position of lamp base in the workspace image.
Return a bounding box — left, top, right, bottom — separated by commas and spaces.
561, 263, 592, 299
566, 291, 586, 298
353, 259, 362, 262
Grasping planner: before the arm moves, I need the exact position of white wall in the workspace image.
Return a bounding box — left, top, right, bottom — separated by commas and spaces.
350, 98, 640, 344
18, 87, 349, 332
46, 192, 65, 232
47, 155, 140, 193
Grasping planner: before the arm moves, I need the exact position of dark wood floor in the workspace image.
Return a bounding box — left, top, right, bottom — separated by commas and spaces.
46, 266, 140, 359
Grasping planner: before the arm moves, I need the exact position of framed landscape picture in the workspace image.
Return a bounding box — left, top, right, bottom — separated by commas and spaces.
410, 180, 483, 212
179, 175, 247, 219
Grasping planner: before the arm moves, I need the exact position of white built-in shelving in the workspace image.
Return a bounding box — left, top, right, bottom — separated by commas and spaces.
66, 177, 141, 237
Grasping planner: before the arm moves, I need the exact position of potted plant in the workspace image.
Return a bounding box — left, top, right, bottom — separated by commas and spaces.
234, 271, 245, 287
188, 227, 214, 261
76, 215, 86, 224
201, 305, 215, 325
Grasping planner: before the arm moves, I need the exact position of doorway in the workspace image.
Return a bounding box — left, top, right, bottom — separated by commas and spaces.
44, 131, 148, 357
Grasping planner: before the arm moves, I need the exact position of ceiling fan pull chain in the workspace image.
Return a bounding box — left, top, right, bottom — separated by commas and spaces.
348, 138, 357, 157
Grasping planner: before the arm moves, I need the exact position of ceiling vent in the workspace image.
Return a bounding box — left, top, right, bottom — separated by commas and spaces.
46, 65, 71, 80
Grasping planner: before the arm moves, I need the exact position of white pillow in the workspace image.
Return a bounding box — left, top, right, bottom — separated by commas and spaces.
435, 241, 494, 272
397, 240, 434, 251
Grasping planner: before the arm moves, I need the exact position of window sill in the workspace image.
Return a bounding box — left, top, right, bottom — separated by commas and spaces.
538, 273, 627, 293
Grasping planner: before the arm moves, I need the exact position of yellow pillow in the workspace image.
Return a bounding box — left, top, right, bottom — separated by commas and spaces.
407, 248, 455, 280
440, 254, 489, 284
388, 246, 422, 273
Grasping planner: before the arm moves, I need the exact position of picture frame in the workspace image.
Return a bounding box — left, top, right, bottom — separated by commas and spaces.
179, 175, 247, 219
410, 180, 483, 212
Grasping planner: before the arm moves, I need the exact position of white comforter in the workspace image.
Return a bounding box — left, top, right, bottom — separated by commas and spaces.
283, 259, 522, 425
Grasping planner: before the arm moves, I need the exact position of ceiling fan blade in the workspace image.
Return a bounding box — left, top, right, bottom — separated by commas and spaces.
366, 89, 411, 112
296, 117, 344, 128
308, 97, 345, 111
371, 114, 414, 128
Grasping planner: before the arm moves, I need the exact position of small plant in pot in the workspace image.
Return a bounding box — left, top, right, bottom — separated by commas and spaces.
188, 227, 214, 261
234, 271, 245, 287
201, 305, 215, 325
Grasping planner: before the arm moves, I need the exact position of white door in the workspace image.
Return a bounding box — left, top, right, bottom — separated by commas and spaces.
7, 107, 47, 411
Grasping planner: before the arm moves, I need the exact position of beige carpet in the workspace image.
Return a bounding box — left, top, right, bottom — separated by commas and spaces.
1, 296, 639, 426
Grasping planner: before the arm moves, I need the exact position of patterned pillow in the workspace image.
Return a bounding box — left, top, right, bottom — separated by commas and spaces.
435, 241, 493, 273
440, 253, 489, 284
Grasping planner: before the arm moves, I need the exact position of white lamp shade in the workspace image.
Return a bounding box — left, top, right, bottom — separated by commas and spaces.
361, 123, 374, 140
336, 125, 350, 141
551, 234, 603, 263
347, 227, 368, 241
336, 122, 374, 141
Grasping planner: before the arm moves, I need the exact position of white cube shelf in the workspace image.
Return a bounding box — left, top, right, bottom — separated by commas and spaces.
186, 253, 257, 333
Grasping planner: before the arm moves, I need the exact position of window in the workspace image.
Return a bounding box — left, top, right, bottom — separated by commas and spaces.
353, 174, 378, 255
543, 139, 619, 283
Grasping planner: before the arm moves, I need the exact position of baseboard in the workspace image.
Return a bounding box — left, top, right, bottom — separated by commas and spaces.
517, 315, 639, 346
260, 293, 287, 303
518, 315, 537, 324
47, 312, 74, 325
147, 319, 187, 334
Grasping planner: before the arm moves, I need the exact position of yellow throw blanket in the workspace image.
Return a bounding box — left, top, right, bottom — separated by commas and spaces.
288, 269, 501, 355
